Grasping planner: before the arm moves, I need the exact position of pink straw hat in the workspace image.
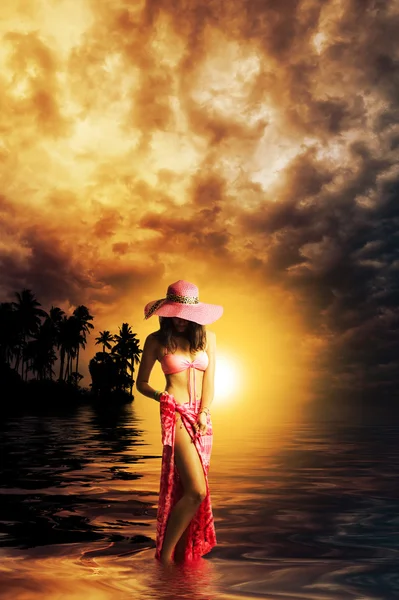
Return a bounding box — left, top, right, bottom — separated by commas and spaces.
144, 280, 223, 325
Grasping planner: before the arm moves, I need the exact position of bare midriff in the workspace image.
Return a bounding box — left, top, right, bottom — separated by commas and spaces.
164, 369, 204, 405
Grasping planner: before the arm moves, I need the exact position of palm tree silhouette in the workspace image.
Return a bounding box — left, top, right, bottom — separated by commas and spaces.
45, 307, 66, 380
0, 302, 20, 367
12, 290, 47, 381
24, 321, 57, 380
72, 305, 94, 384
95, 330, 115, 353
1, 287, 143, 402
112, 323, 142, 397
57, 316, 78, 383
57, 316, 68, 383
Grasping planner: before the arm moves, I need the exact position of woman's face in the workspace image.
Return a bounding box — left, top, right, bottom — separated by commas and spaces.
171, 317, 189, 333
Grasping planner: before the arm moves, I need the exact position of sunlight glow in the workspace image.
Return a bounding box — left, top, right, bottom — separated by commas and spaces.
214, 354, 240, 402
191, 34, 261, 119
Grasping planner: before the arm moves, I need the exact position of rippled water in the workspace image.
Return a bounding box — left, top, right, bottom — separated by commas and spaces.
1, 400, 399, 599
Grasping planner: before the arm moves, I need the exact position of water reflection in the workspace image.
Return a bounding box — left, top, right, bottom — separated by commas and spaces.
1, 403, 399, 599
0, 403, 156, 550
149, 559, 221, 600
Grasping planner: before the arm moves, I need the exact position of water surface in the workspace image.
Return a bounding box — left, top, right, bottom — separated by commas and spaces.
1, 400, 398, 599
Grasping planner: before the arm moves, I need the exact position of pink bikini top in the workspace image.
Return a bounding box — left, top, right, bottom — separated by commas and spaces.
160, 350, 209, 402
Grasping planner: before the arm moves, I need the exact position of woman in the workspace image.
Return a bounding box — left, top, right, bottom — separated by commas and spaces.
136, 280, 223, 566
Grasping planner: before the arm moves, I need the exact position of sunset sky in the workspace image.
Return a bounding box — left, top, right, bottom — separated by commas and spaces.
1, 0, 398, 423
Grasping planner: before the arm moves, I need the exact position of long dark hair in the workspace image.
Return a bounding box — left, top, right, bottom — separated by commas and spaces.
154, 317, 207, 353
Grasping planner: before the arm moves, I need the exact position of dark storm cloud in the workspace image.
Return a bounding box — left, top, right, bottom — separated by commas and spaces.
266, 164, 399, 397
0, 220, 165, 310
139, 211, 231, 256
0, 226, 93, 306
138, 172, 231, 255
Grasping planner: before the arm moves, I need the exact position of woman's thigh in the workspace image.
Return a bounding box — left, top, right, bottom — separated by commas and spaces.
174, 417, 206, 496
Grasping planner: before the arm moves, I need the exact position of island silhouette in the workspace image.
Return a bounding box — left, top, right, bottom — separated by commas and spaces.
0, 288, 142, 404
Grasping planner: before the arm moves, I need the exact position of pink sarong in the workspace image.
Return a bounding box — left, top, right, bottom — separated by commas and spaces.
155, 391, 217, 562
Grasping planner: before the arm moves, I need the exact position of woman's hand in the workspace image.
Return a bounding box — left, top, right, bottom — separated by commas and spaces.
193, 411, 208, 435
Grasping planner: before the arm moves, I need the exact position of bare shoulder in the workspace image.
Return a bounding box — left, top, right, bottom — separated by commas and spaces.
144, 331, 162, 352
147, 331, 159, 342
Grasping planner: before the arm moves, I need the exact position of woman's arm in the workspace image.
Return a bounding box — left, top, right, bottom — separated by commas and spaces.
199, 330, 216, 413
136, 334, 162, 401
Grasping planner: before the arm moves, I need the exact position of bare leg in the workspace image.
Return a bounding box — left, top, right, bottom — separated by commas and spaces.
174, 523, 190, 563
159, 416, 207, 564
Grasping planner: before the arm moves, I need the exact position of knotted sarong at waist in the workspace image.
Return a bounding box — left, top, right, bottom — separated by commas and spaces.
155, 392, 217, 562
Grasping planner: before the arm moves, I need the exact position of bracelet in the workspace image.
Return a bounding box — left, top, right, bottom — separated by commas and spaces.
153, 390, 163, 402
199, 407, 210, 416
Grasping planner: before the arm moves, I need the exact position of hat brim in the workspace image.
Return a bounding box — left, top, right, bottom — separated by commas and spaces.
144, 300, 223, 325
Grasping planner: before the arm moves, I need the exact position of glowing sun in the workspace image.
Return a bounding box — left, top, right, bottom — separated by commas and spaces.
214, 354, 239, 401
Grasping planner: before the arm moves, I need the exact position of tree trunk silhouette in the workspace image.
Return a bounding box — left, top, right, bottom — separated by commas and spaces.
21, 334, 26, 381
75, 346, 80, 385
130, 356, 134, 397
59, 347, 65, 382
